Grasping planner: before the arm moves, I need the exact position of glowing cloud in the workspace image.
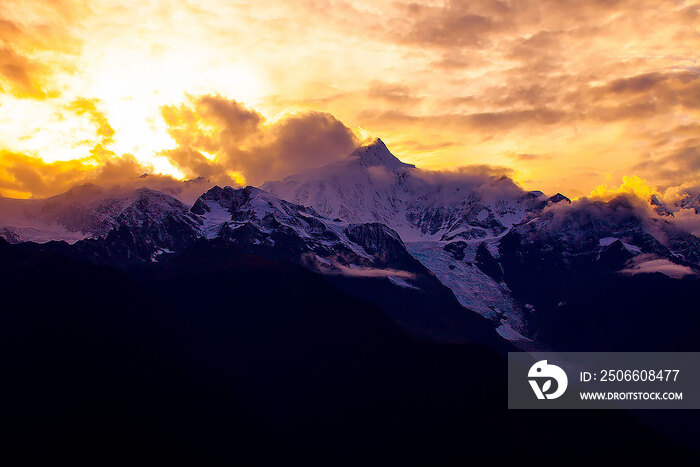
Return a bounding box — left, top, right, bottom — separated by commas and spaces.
589, 176, 661, 202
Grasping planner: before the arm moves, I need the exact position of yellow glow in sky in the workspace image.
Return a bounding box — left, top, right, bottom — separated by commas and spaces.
0, 0, 698, 199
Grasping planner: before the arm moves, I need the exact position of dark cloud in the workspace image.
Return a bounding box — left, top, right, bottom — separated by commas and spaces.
680, 3, 699, 20
608, 73, 668, 94
161, 95, 359, 185
583, 71, 700, 120
196, 95, 263, 139
403, 12, 494, 47
257, 111, 359, 181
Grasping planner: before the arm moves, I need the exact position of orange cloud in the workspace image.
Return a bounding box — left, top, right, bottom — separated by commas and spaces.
0, 149, 212, 203
0, 45, 51, 98
589, 176, 661, 202
0, 0, 85, 98
0, 150, 144, 198
67, 98, 115, 146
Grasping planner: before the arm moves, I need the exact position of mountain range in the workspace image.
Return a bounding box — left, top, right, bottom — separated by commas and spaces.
1, 138, 699, 350
3, 138, 700, 461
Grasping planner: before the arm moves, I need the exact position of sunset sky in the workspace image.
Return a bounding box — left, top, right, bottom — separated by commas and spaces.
0, 0, 698, 200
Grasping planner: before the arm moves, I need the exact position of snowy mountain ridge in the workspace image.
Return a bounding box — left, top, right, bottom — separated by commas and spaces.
2, 139, 699, 347
190, 184, 416, 275
261, 139, 571, 334
0, 184, 199, 244
262, 139, 700, 341
263, 138, 552, 243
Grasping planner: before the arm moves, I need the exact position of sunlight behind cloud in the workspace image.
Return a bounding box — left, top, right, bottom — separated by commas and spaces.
73, 37, 265, 169
0, 0, 699, 199
1, 0, 266, 181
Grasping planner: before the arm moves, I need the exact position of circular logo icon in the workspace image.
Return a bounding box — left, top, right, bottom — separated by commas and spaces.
528, 360, 568, 400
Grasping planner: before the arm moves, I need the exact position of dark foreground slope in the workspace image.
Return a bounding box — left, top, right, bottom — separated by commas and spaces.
0, 238, 697, 464
498, 230, 700, 350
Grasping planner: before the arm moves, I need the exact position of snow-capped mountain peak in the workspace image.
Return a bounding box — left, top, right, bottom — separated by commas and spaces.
347, 138, 415, 170
261, 141, 554, 333
264, 140, 545, 242
192, 185, 324, 239
0, 184, 200, 246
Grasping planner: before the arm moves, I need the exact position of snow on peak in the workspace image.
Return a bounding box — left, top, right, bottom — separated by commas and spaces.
0, 184, 198, 244
192, 185, 325, 239
347, 138, 415, 170
263, 138, 542, 242
259, 139, 548, 331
